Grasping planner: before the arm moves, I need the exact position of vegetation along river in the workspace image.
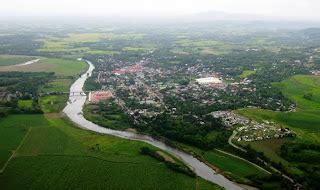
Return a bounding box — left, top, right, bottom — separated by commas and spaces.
63, 60, 243, 190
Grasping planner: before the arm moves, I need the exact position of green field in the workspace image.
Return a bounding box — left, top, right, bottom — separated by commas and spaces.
0, 58, 87, 77
0, 115, 49, 169
37, 33, 146, 53
17, 100, 33, 109
238, 75, 320, 140
40, 95, 68, 113
203, 150, 269, 182
0, 55, 36, 66
41, 79, 73, 93
0, 114, 220, 190
240, 70, 256, 78
186, 145, 269, 185
236, 75, 320, 178
274, 75, 320, 110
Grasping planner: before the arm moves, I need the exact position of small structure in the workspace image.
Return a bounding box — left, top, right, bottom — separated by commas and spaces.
89, 91, 113, 104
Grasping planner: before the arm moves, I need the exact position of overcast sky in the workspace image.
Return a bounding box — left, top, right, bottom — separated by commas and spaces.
1, 0, 319, 20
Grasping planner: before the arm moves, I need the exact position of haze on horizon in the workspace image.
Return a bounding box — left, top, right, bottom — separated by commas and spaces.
0, 0, 320, 21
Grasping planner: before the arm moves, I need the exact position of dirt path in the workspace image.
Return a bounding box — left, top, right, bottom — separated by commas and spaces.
228, 131, 247, 152
0, 127, 32, 173
15, 59, 42, 67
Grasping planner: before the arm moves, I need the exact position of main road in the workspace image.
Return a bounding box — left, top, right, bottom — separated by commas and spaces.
63, 60, 243, 190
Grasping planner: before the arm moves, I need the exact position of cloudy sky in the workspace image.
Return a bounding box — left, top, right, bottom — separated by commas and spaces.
1, 0, 319, 20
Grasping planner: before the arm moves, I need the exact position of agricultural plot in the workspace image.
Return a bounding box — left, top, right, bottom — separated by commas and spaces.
0, 55, 36, 66
274, 75, 320, 110
0, 115, 49, 169
0, 114, 220, 190
238, 75, 320, 142
188, 145, 270, 185
0, 58, 87, 77
37, 33, 147, 54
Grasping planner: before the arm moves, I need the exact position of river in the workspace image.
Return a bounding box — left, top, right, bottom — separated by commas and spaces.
63, 60, 243, 190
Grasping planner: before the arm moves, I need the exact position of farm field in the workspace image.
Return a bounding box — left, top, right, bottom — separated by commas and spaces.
0, 55, 37, 66
0, 114, 220, 190
0, 58, 87, 77
181, 144, 270, 185
236, 75, 320, 179
273, 75, 320, 110
37, 33, 147, 54
238, 75, 320, 141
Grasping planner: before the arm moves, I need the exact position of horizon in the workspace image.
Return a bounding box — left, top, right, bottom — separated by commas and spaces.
1, 0, 320, 22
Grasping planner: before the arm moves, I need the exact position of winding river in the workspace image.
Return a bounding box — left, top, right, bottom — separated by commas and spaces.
63, 60, 243, 190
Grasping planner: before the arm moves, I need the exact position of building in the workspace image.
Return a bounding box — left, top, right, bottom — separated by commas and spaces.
89, 91, 113, 104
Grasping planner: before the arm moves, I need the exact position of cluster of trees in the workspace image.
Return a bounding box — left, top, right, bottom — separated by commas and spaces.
0, 34, 42, 55
136, 113, 229, 150
84, 72, 102, 91
83, 100, 131, 130
0, 72, 54, 115
279, 143, 320, 189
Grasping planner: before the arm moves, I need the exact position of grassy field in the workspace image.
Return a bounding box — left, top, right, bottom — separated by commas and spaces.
0, 58, 87, 77
0, 115, 49, 169
17, 100, 33, 109
37, 33, 146, 53
40, 79, 73, 93
274, 75, 320, 110
0, 55, 37, 66
236, 75, 320, 177
238, 75, 320, 140
203, 150, 269, 184
0, 114, 221, 190
182, 143, 269, 185
240, 70, 256, 78
40, 95, 68, 113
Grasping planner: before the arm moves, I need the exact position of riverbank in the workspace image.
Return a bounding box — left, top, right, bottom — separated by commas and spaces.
63, 60, 243, 190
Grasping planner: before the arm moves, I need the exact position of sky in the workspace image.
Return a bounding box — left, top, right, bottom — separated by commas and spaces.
1, 0, 319, 20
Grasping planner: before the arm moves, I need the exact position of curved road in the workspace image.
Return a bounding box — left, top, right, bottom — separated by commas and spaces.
63, 60, 243, 190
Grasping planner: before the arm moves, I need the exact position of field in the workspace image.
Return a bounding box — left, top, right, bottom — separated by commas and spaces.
274, 75, 320, 110
40, 79, 74, 93
37, 33, 146, 54
236, 75, 320, 177
240, 70, 256, 78
40, 95, 68, 113
0, 55, 36, 66
17, 100, 33, 109
0, 114, 220, 190
182, 143, 270, 185
0, 115, 49, 169
204, 150, 269, 184
0, 58, 87, 77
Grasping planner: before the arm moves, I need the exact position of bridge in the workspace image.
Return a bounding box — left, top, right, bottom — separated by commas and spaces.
41, 91, 91, 97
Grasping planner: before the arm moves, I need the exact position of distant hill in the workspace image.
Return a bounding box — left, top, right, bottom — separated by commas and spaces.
181, 11, 266, 22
